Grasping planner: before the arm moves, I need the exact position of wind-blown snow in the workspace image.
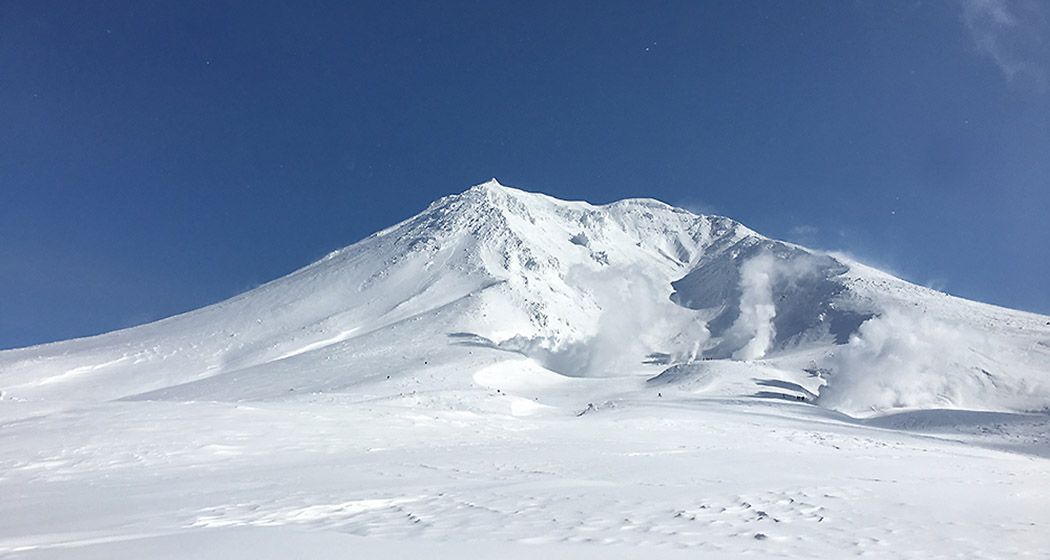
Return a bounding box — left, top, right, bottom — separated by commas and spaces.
1, 179, 1048, 558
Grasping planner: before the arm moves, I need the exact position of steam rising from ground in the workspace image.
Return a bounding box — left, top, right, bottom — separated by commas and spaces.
817, 308, 994, 415
728, 254, 778, 360
726, 251, 834, 360
563, 262, 710, 376
502, 263, 709, 377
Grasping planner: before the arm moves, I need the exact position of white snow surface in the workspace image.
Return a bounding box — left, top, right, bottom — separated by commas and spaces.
1, 179, 1048, 558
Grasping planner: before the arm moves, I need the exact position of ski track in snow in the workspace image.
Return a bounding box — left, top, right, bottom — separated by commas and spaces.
270, 328, 360, 362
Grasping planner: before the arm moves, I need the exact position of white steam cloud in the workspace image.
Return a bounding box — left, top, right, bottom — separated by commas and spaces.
817, 307, 1007, 416
504, 262, 709, 377
728, 254, 778, 360
725, 251, 829, 361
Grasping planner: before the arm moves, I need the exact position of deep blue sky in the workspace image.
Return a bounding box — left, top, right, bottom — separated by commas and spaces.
2, 1, 1048, 349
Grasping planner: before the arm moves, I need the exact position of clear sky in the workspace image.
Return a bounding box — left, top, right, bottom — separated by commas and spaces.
2, 1, 1048, 349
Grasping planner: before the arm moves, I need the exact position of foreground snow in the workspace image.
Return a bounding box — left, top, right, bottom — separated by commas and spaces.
1, 383, 1047, 558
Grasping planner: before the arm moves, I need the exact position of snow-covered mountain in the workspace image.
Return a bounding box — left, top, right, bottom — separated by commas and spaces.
4, 180, 1049, 559
3, 179, 1047, 415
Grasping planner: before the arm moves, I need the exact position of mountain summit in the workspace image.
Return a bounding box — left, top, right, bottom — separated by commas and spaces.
2, 180, 1048, 415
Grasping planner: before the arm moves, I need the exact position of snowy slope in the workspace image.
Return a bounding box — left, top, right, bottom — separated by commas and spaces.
1, 180, 1048, 559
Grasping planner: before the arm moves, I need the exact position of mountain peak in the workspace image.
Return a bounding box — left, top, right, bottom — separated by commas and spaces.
461, 178, 553, 201
474, 177, 506, 190
462, 178, 534, 199
458, 178, 504, 196
444, 178, 531, 208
